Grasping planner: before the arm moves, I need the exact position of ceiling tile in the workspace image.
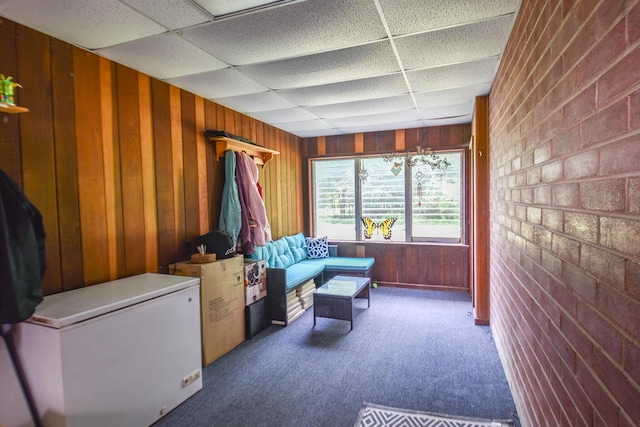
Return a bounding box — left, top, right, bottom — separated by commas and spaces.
181, 0, 385, 65
0, 0, 166, 49
418, 102, 474, 119
238, 41, 399, 90
325, 109, 421, 128
422, 115, 473, 127
0, 0, 522, 137
194, 0, 288, 17
95, 33, 227, 79
121, 0, 210, 29
214, 92, 297, 113
250, 107, 319, 124
295, 128, 345, 138
379, 0, 520, 36
406, 57, 499, 93
395, 15, 515, 70
340, 120, 425, 135
306, 95, 415, 119
277, 74, 409, 106
276, 119, 334, 133
414, 82, 492, 109
166, 68, 267, 99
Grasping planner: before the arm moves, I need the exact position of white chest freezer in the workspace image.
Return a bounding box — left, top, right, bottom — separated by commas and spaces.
14, 273, 202, 427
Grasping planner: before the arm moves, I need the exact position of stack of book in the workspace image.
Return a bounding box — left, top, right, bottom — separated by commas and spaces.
296, 279, 315, 310
286, 288, 304, 323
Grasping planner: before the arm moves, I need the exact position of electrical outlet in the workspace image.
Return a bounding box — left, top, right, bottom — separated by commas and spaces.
182, 369, 201, 387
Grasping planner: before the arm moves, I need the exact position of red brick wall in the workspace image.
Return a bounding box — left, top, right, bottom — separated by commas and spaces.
488, 0, 640, 426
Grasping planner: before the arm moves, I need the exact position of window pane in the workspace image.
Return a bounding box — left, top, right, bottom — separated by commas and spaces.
411, 152, 462, 241
361, 157, 405, 241
312, 159, 356, 240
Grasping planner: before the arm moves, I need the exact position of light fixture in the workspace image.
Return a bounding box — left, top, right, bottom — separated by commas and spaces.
382, 146, 450, 176
196, 0, 306, 19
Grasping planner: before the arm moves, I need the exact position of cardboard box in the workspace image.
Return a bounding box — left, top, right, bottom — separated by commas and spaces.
243, 259, 267, 306
170, 256, 245, 366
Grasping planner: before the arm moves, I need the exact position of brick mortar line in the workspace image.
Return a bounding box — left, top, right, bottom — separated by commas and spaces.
491, 240, 639, 423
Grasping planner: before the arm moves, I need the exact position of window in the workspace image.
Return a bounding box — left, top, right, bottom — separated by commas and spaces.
312, 159, 356, 240
311, 151, 464, 243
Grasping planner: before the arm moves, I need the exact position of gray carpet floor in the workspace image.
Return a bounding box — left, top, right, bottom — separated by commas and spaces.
153, 286, 518, 427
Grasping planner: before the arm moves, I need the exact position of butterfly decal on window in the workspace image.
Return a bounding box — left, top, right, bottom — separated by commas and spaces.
360, 217, 397, 240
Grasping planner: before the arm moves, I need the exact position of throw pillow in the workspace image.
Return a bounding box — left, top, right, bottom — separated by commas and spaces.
305, 236, 329, 259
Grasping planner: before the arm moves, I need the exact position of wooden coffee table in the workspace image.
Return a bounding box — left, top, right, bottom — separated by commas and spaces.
313, 275, 370, 330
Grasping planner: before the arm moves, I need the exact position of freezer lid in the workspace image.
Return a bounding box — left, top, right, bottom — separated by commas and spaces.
27, 273, 200, 329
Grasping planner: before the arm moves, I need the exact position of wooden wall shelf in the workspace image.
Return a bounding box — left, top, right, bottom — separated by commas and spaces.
209, 136, 279, 166
0, 103, 29, 113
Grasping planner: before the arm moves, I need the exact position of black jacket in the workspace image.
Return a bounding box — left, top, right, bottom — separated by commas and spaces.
0, 169, 45, 324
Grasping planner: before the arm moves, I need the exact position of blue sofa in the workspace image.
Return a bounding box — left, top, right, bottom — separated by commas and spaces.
247, 233, 375, 325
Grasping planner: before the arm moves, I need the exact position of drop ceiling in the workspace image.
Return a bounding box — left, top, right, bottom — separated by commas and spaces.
0, 0, 521, 138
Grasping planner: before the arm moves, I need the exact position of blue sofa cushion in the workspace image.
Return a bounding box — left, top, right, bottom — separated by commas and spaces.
322, 257, 374, 272
270, 238, 295, 269
250, 243, 271, 266
285, 262, 325, 290
284, 233, 307, 263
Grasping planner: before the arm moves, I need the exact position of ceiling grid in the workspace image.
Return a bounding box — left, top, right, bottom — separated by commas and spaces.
0, 0, 521, 137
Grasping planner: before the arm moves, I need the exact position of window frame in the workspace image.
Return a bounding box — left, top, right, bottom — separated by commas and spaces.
309, 149, 467, 244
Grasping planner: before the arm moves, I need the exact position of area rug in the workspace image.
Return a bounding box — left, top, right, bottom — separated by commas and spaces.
355, 402, 514, 427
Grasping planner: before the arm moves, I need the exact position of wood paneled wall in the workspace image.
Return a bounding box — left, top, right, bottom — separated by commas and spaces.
0, 20, 303, 295
337, 242, 470, 292
302, 125, 472, 291
470, 96, 490, 323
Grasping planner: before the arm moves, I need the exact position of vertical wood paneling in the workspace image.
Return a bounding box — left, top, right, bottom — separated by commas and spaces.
51, 39, 83, 290
330, 242, 469, 291
224, 107, 235, 134
17, 26, 61, 294
277, 129, 287, 236
396, 245, 407, 283
151, 80, 177, 273
269, 126, 281, 238
1, 18, 305, 294
326, 134, 355, 154
354, 133, 364, 153
289, 134, 298, 235
180, 91, 200, 246
395, 129, 405, 151
382, 130, 395, 151
99, 57, 120, 281
138, 73, 158, 273
241, 114, 252, 140
73, 48, 110, 286
405, 244, 418, 283
317, 136, 326, 155
170, 85, 186, 258
296, 138, 305, 233
194, 96, 208, 235
204, 101, 221, 232
472, 96, 490, 324
404, 128, 419, 148
117, 64, 146, 276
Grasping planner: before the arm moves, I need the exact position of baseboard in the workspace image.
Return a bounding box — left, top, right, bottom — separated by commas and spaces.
375, 282, 469, 293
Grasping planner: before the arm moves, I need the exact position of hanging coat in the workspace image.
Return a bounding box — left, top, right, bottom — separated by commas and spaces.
0, 169, 46, 324
235, 152, 254, 255
237, 152, 272, 246
218, 150, 242, 245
